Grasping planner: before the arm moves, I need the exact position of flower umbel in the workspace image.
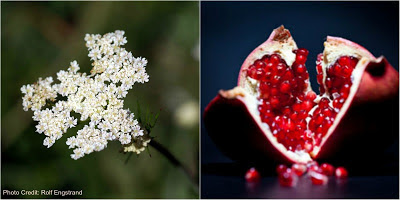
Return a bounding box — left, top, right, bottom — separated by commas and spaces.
21, 30, 150, 160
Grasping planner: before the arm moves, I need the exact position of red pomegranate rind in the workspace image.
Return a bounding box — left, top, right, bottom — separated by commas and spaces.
204, 88, 297, 164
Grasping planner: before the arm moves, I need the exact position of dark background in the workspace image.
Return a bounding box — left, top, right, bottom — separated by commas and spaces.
2, 1, 199, 198
201, 1, 399, 198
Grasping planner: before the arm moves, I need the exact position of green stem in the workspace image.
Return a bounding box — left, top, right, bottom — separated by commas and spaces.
149, 140, 198, 187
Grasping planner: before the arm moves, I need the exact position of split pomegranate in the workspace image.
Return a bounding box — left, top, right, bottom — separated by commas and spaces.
204, 25, 399, 165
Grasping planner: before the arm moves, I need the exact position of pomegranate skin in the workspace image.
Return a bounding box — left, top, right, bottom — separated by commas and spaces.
203, 27, 399, 165
204, 90, 293, 165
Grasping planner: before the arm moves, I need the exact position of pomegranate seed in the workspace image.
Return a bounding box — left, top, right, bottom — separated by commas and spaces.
332, 64, 341, 76
270, 87, 279, 96
255, 60, 265, 68
290, 112, 298, 121
302, 100, 313, 111
262, 55, 270, 63
338, 56, 350, 67
270, 54, 280, 65
333, 98, 344, 109
306, 91, 317, 101
296, 54, 307, 64
291, 163, 307, 176
282, 106, 291, 115
315, 113, 324, 124
316, 74, 323, 84
276, 164, 287, 174
280, 81, 291, 93
296, 48, 309, 56
309, 164, 322, 173
278, 168, 297, 187
349, 57, 359, 68
341, 84, 350, 94
304, 141, 314, 152
270, 97, 280, 108
335, 167, 348, 179
310, 171, 328, 185
294, 64, 306, 74
298, 111, 308, 120
320, 163, 335, 176
341, 66, 352, 77
307, 161, 319, 168
319, 97, 329, 108
245, 167, 261, 182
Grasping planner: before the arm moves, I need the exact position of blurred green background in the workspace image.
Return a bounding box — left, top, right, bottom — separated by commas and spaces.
1, 1, 199, 198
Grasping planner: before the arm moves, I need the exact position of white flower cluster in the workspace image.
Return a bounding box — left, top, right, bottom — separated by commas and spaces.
21, 30, 151, 160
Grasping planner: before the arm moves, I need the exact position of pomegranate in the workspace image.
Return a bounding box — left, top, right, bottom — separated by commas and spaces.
204, 25, 399, 165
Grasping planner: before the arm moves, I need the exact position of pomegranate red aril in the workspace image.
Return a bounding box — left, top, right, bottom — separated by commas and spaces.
276, 164, 287, 174
292, 163, 308, 176
255, 60, 266, 68
320, 163, 335, 176
294, 64, 306, 74
296, 48, 309, 56
333, 98, 344, 109
309, 164, 322, 173
280, 81, 291, 93
304, 141, 314, 153
306, 91, 317, 101
245, 167, 261, 182
296, 54, 307, 64
335, 167, 348, 179
278, 168, 298, 187
310, 171, 328, 185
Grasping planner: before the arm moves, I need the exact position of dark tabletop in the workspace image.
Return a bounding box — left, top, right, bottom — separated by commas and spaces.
202, 172, 399, 199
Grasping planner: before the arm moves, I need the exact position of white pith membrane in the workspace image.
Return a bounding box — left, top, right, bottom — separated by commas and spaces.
234, 28, 376, 163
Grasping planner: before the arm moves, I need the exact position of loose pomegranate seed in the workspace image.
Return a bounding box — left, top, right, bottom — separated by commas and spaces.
335, 167, 348, 179
245, 167, 261, 182
309, 164, 322, 173
291, 163, 307, 176
310, 171, 328, 185
278, 168, 297, 187
276, 164, 287, 174
320, 163, 335, 176
307, 160, 319, 168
